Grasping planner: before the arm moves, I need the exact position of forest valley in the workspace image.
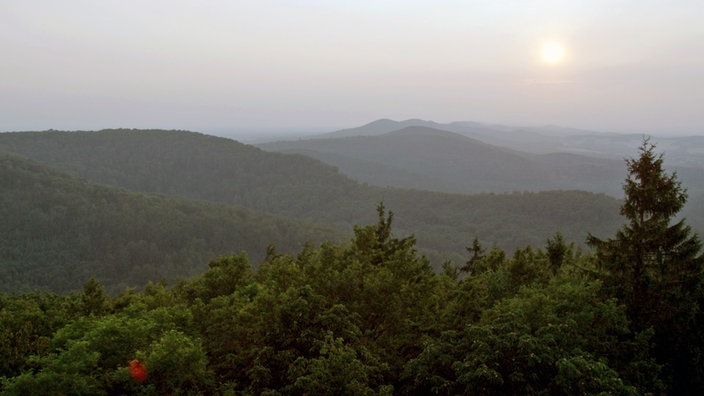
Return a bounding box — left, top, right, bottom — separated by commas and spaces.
1, 140, 703, 395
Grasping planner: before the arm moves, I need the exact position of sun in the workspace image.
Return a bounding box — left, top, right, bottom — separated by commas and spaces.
540, 41, 566, 65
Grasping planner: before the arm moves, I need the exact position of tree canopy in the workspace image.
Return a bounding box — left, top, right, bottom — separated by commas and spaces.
1, 138, 703, 394
589, 138, 704, 393
0, 200, 686, 394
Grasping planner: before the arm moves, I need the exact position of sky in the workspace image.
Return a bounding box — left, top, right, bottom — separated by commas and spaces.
2, 0, 703, 137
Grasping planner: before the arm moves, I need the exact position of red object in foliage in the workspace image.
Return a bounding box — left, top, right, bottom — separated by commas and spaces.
129, 359, 148, 383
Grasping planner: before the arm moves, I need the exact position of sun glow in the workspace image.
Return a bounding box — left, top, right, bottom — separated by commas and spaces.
541, 41, 566, 65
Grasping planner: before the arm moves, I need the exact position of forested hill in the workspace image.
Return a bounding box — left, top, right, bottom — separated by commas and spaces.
259, 125, 704, 199
0, 129, 359, 216
0, 129, 625, 265
2, 142, 702, 394
321, 118, 704, 167
0, 153, 340, 293
259, 126, 628, 195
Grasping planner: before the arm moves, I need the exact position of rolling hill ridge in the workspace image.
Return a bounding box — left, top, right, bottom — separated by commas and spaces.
259, 126, 628, 195
0, 129, 627, 276
0, 152, 340, 293
259, 123, 704, 198
320, 119, 704, 166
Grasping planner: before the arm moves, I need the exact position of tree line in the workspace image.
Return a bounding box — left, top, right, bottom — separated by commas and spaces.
1, 140, 702, 394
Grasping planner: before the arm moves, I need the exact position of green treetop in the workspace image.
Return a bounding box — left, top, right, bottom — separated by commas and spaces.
588, 138, 704, 393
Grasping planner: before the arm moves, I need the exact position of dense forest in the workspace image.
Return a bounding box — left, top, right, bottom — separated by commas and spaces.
1, 140, 703, 394
0, 129, 626, 269
0, 153, 340, 293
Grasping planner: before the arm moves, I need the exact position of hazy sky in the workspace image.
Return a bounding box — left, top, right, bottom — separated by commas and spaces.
2, 0, 703, 136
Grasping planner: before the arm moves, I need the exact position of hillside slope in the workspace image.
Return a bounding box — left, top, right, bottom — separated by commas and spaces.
0, 129, 359, 217
322, 119, 704, 167
260, 126, 628, 195
0, 153, 340, 293
0, 129, 626, 265
318, 118, 579, 154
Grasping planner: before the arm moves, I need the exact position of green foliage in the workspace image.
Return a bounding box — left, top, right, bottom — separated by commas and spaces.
460, 237, 486, 276
2, 340, 105, 396
350, 203, 416, 267
1, 303, 203, 394
80, 278, 109, 316
589, 140, 702, 328
0, 153, 338, 293
285, 333, 393, 396
0, 173, 693, 395
0, 292, 78, 378
139, 330, 212, 394
546, 232, 569, 274
507, 246, 550, 292
0, 129, 625, 276
588, 138, 704, 393
404, 278, 659, 395
174, 253, 253, 303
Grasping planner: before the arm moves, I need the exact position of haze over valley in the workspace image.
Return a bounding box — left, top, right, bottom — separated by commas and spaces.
2, 120, 704, 294
0, 126, 629, 291
259, 118, 704, 196
3, 2, 704, 393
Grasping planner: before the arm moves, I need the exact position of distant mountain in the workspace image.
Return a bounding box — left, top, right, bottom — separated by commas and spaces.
0, 153, 339, 293
320, 118, 445, 138
318, 119, 568, 154
259, 126, 629, 196
263, 121, 704, 198
0, 129, 626, 270
319, 119, 704, 167
554, 133, 704, 167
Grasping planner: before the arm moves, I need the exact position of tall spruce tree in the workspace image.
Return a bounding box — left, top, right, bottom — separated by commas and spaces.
588, 138, 704, 393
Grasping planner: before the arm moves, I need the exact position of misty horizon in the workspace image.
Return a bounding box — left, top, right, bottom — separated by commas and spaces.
3, 118, 702, 145
2, 1, 703, 137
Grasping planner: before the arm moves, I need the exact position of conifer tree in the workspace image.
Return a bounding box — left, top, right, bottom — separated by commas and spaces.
588, 138, 704, 393
80, 277, 109, 316
351, 202, 415, 267
546, 232, 568, 274
461, 237, 485, 275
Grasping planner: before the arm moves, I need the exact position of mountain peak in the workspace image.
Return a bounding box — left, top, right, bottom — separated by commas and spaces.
384, 125, 474, 141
